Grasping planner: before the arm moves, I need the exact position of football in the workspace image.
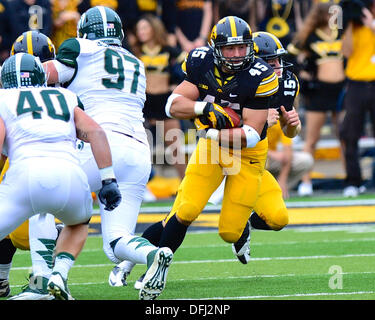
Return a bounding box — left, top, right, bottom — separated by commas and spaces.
223, 107, 241, 128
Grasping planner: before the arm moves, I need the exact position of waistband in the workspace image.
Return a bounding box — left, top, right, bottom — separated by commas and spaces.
111, 130, 147, 146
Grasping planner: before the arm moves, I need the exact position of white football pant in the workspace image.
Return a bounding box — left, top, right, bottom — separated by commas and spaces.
0, 157, 93, 241
78, 130, 152, 263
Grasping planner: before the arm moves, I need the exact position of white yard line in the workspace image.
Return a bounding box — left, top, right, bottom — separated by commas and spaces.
11, 252, 375, 272
181, 291, 375, 300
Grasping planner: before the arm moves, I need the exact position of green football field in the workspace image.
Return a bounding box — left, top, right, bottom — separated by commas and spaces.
4, 223, 375, 301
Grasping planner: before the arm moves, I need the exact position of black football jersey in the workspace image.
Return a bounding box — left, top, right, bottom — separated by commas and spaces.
182, 46, 279, 139
272, 69, 300, 112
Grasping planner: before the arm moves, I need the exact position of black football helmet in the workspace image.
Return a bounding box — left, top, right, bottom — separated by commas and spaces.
77, 6, 124, 46
253, 31, 293, 73
1, 53, 46, 89
11, 31, 55, 63
209, 16, 254, 71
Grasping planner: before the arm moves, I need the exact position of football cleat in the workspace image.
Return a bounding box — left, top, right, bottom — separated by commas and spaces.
139, 247, 173, 300
232, 220, 251, 264
8, 275, 54, 300
0, 279, 10, 298
108, 266, 129, 287
134, 272, 146, 290
47, 272, 74, 300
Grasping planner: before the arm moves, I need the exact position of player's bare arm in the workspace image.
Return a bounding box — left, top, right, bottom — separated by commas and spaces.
43, 60, 59, 84
73, 107, 112, 169
167, 80, 200, 119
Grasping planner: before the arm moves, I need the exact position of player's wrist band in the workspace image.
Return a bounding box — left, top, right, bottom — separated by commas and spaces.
165, 93, 182, 118
206, 129, 219, 141
194, 101, 207, 115
242, 125, 260, 148
99, 166, 116, 181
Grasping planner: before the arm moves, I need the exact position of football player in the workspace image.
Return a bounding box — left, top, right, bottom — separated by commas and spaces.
121, 16, 282, 287
0, 53, 120, 299
43, 6, 173, 300
0, 31, 58, 299
231, 31, 302, 264
129, 31, 303, 288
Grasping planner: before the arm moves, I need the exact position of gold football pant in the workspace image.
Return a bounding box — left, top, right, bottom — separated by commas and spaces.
166, 137, 268, 243
253, 169, 288, 230
1, 158, 30, 250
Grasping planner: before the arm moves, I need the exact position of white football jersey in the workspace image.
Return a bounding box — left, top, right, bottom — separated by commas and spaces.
56, 38, 148, 144
0, 87, 79, 164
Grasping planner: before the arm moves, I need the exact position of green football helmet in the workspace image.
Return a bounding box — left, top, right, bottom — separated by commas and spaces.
1, 53, 46, 89
77, 6, 124, 46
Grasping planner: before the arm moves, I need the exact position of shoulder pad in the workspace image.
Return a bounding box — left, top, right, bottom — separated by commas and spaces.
250, 59, 279, 98
185, 47, 212, 70
56, 38, 81, 68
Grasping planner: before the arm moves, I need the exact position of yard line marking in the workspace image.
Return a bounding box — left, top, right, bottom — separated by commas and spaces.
10, 272, 375, 289
180, 291, 375, 300
10, 252, 375, 272
13, 237, 375, 255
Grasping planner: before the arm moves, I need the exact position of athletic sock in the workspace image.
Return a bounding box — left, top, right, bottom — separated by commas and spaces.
141, 221, 164, 246
158, 214, 188, 253
53, 252, 75, 280
0, 238, 17, 280
29, 238, 56, 278
250, 212, 271, 230
113, 235, 157, 265
0, 238, 17, 264
0, 263, 12, 280
29, 213, 58, 278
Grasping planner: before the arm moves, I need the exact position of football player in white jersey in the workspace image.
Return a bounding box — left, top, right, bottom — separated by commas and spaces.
43, 6, 174, 300
0, 31, 63, 300
0, 53, 121, 300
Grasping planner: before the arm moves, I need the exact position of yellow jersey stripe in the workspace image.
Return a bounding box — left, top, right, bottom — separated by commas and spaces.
255, 73, 279, 97
259, 72, 277, 86
27, 31, 33, 56
229, 16, 237, 37
255, 86, 279, 97
295, 75, 300, 97
0, 158, 9, 183
181, 60, 187, 74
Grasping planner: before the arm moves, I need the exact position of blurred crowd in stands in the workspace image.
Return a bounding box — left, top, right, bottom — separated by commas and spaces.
1, 0, 375, 199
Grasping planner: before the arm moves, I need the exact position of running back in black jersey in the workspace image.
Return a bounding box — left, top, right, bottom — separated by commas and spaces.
182, 46, 279, 111
181, 46, 279, 139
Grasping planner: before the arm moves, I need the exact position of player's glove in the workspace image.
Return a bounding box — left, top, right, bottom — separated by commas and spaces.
98, 178, 122, 211
202, 102, 233, 130
194, 115, 210, 131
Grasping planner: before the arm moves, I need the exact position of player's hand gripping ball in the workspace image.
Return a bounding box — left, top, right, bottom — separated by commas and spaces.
194, 103, 241, 131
